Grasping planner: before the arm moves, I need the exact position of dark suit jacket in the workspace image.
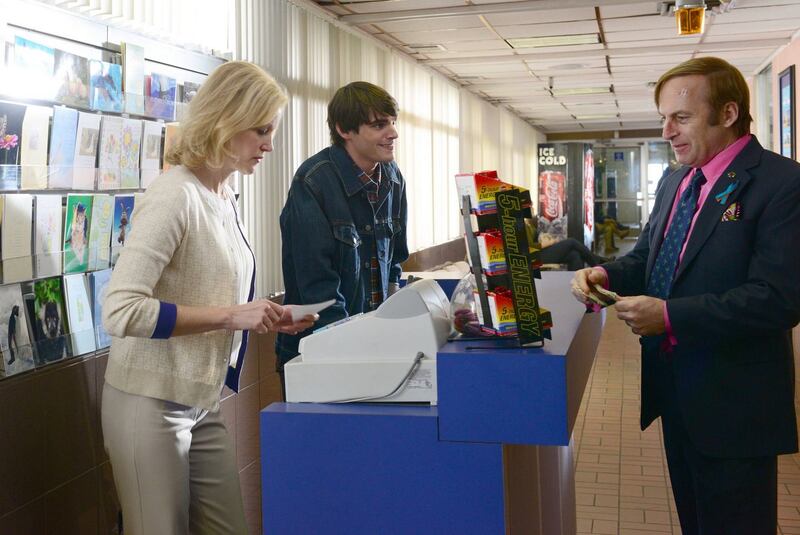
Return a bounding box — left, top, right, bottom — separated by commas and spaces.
604, 137, 800, 458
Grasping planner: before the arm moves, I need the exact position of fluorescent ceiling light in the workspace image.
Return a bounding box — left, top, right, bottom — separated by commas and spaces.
570, 102, 612, 107
551, 63, 588, 71
507, 34, 599, 49
406, 43, 447, 53
551, 86, 610, 96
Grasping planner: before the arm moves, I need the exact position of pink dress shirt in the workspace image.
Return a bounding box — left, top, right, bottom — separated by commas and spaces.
661, 134, 751, 345
591, 135, 752, 347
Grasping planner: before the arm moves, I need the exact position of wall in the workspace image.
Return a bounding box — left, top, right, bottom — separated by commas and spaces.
780, 35, 800, 430
0, 352, 117, 534
772, 34, 800, 161
746, 76, 758, 142
0, 331, 283, 535
0, 2, 546, 533
0, 313, 287, 535
0, 4, 230, 534
0, 239, 468, 535
235, 0, 545, 296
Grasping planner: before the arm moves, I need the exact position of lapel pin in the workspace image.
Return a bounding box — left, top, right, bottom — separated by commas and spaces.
715, 180, 739, 205
727, 171, 736, 178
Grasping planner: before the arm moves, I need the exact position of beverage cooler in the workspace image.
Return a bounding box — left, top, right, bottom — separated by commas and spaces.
537, 143, 594, 250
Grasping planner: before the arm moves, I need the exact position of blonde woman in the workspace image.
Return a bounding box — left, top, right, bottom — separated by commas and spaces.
101, 61, 314, 535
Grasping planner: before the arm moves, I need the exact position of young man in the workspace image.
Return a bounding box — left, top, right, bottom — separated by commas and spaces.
572, 57, 800, 534
276, 82, 408, 388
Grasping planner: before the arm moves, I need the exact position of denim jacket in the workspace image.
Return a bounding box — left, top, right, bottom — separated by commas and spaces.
276, 144, 408, 366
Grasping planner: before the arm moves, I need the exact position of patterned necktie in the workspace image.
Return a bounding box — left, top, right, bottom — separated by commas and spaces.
647, 170, 706, 299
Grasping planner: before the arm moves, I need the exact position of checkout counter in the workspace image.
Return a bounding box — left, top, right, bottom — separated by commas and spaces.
260, 271, 604, 534
283, 277, 451, 404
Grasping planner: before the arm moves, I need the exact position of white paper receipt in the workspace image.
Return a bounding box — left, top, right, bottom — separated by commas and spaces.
290, 299, 336, 321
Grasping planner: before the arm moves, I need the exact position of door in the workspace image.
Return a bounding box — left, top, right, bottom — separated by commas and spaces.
593, 146, 642, 231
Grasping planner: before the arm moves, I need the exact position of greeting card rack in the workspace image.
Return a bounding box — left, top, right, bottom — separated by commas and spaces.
0, 18, 223, 382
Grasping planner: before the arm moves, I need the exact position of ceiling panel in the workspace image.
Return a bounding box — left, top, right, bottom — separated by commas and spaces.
421, 48, 516, 60
707, 18, 800, 34
600, 2, 660, 18
602, 14, 675, 32
485, 7, 596, 26
708, 3, 800, 23
336, 0, 464, 14
321, 5, 350, 16
607, 38, 704, 50
485, 85, 557, 96
389, 27, 498, 43
525, 57, 608, 70
374, 15, 483, 33
461, 77, 546, 88
703, 30, 795, 42
736, 0, 800, 7
619, 106, 660, 115
534, 71, 613, 83
610, 54, 692, 67
514, 105, 572, 114
604, 27, 694, 43
698, 47, 780, 60
556, 94, 617, 104
472, 0, 559, 4
458, 70, 534, 80
448, 62, 532, 75
737, 0, 800, 6
309, 0, 800, 133
567, 107, 621, 115
423, 40, 512, 53
492, 21, 600, 39
502, 42, 606, 55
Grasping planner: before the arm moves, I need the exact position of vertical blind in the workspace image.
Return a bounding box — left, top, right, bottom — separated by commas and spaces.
32, 0, 545, 296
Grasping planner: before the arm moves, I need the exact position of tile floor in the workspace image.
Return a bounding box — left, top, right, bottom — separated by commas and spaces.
571, 286, 800, 534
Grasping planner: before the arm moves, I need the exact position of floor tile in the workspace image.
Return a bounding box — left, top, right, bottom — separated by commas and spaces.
574, 309, 800, 534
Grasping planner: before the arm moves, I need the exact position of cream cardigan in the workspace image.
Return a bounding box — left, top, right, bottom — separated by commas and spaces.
103, 166, 254, 411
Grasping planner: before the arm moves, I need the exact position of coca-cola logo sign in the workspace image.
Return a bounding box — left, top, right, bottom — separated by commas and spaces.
539, 170, 565, 222
545, 180, 560, 218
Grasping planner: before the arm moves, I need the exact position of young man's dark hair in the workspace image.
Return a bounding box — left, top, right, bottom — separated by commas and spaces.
327, 81, 398, 146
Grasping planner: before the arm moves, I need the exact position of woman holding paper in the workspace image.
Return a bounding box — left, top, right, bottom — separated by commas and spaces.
101, 61, 315, 535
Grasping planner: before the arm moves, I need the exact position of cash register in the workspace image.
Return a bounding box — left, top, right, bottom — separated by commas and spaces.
284, 278, 451, 404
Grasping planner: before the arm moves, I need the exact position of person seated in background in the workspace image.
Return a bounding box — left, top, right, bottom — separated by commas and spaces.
524, 217, 611, 271
595, 213, 629, 252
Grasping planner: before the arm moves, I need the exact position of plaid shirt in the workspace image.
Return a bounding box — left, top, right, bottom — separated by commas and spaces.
356, 163, 390, 310
277, 144, 409, 364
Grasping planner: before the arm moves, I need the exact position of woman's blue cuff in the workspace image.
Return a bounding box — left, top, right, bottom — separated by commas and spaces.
151, 302, 177, 339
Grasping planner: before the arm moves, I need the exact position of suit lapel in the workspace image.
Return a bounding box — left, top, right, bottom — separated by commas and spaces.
672, 138, 761, 283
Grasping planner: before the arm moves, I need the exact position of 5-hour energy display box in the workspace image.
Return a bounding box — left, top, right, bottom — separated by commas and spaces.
455, 170, 512, 214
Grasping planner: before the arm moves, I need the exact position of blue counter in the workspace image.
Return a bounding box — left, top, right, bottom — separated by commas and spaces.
261, 271, 604, 534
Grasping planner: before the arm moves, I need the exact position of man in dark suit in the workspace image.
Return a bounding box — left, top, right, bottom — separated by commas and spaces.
571, 56, 800, 534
